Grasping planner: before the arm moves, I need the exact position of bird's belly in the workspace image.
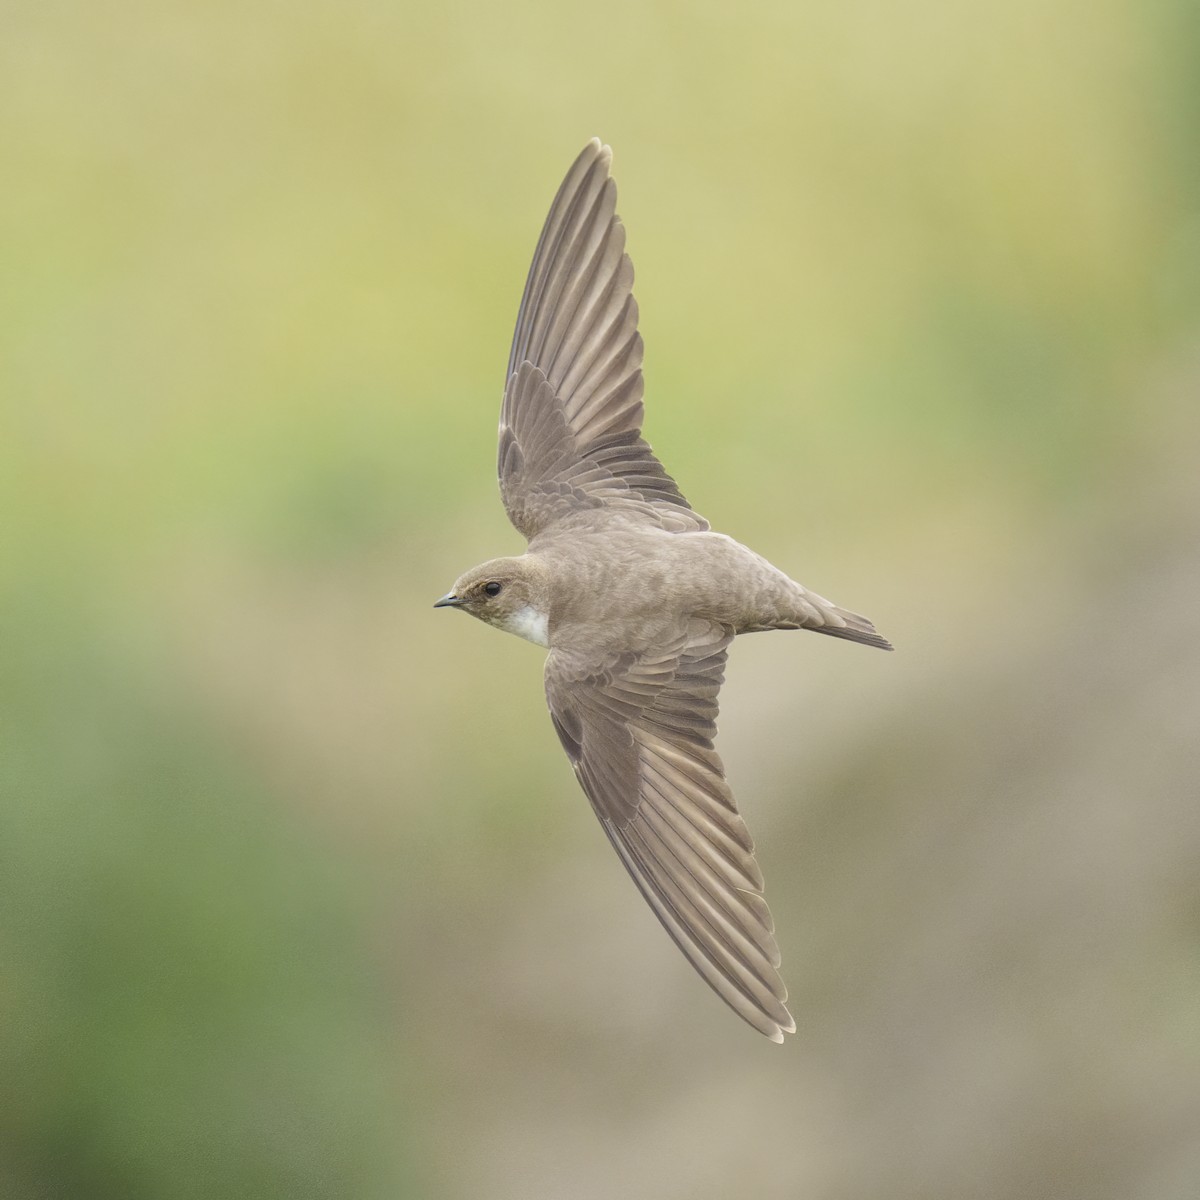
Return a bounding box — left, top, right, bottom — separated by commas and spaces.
543, 528, 765, 639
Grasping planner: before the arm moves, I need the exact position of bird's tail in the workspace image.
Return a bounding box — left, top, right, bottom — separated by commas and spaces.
812, 607, 893, 651
770, 581, 893, 650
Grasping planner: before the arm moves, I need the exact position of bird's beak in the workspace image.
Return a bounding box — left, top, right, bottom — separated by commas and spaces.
433, 592, 462, 609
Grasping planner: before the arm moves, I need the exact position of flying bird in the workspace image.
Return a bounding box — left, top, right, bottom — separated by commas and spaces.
436, 139, 891, 1041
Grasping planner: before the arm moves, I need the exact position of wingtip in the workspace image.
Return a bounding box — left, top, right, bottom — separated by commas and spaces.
582, 136, 612, 168
775, 1009, 797, 1042
766, 1016, 795, 1044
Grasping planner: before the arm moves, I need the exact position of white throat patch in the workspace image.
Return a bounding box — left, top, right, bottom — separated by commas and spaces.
500, 604, 550, 648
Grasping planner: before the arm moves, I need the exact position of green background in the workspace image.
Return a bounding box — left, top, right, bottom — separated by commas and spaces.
4, 1, 1198, 1197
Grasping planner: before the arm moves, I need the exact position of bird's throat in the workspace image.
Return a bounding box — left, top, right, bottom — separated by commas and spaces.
498, 604, 550, 648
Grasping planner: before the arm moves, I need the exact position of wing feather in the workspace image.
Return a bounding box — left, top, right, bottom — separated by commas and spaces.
545, 623, 795, 1042
499, 140, 707, 539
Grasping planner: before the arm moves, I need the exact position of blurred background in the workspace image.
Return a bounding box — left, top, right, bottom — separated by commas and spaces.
4, 1, 1199, 1197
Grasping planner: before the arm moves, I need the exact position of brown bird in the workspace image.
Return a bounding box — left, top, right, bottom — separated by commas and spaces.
436, 139, 891, 1041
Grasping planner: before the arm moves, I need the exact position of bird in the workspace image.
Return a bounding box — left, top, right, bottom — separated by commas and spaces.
435, 138, 892, 1042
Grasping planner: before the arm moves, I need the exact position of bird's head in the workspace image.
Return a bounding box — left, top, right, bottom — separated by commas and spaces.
433, 556, 551, 647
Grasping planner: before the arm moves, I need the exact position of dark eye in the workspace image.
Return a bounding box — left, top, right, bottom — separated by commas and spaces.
483, 581, 502, 597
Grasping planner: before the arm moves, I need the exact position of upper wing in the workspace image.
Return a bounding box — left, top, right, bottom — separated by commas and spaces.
499, 139, 707, 540
544, 620, 794, 1041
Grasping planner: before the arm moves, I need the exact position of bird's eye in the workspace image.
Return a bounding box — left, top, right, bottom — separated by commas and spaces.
483, 581, 502, 597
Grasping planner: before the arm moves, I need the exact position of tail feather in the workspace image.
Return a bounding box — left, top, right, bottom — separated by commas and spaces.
811, 597, 893, 650
778, 592, 893, 650
766, 605, 893, 650
815, 619, 893, 651
748, 566, 893, 649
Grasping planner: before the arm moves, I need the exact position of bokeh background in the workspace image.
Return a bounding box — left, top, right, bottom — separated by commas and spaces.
5, 1, 1199, 1197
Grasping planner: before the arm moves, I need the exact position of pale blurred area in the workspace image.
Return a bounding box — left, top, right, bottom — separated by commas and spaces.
4, 1, 1199, 1197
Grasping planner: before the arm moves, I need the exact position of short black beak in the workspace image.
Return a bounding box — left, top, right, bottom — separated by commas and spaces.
433, 593, 461, 609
